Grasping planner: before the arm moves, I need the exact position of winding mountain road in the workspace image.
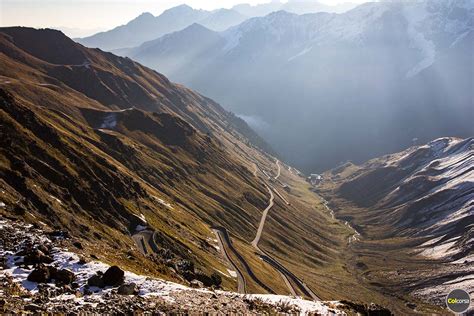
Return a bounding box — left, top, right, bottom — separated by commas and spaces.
274, 160, 281, 180
251, 185, 274, 249
259, 251, 321, 300
212, 228, 247, 293
213, 227, 275, 294
251, 161, 320, 300
132, 160, 319, 299
272, 186, 290, 205
132, 228, 160, 255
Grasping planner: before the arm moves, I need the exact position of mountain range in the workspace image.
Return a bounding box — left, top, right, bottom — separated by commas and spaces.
76, 5, 244, 51
0, 26, 391, 312
76, 1, 358, 51
1, 24, 472, 315
121, 0, 473, 173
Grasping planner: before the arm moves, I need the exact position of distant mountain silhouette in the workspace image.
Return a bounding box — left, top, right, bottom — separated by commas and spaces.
77, 1, 358, 51
76, 5, 246, 51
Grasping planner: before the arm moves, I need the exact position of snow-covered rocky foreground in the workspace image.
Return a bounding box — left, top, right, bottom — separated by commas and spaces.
0, 218, 350, 315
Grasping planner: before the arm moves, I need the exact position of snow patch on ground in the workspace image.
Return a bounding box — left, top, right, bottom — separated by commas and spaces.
152, 196, 173, 209
100, 113, 117, 129
418, 235, 446, 248
1, 218, 343, 315
370, 137, 473, 261
135, 224, 147, 232
227, 269, 237, 278
49, 195, 62, 205
138, 213, 147, 223
251, 295, 343, 315
419, 240, 458, 259
413, 272, 474, 307
3, 249, 341, 315
450, 253, 474, 264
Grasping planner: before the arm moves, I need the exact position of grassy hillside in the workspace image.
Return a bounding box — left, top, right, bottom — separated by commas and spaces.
0, 27, 453, 315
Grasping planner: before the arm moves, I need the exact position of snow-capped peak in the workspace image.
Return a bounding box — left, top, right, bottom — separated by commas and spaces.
220, 1, 472, 69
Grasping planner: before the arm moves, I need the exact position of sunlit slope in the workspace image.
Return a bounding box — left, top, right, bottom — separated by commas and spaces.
0, 27, 277, 289
0, 27, 351, 303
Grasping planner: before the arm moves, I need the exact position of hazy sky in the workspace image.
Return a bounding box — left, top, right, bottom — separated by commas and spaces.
0, 0, 370, 37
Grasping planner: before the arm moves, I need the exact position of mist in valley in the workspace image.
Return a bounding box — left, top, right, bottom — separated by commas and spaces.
122, 0, 473, 172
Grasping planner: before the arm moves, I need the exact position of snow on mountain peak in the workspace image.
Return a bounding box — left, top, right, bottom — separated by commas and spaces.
222, 10, 322, 52
221, 1, 472, 67
403, 0, 474, 76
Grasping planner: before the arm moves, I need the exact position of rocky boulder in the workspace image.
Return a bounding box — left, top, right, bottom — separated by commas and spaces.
339, 300, 393, 316
87, 266, 125, 288
27, 264, 77, 285
117, 283, 139, 295
27, 264, 50, 283
23, 249, 53, 265
87, 274, 105, 288
102, 266, 125, 286
52, 269, 76, 285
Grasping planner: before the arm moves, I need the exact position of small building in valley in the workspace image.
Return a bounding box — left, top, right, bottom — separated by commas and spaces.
307, 174, 323, 186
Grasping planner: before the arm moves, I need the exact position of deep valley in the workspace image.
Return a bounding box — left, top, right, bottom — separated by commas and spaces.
1, 1, 473, 314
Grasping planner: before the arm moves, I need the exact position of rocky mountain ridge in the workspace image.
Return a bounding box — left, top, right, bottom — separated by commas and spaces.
77, 1, 359, 52
76, 5, 247, 51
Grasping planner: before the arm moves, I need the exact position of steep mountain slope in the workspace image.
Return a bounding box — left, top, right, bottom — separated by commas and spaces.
1, 26, 464, 315
126, 0, 474, 173
317, 137, 473, 308
0, 26, 270, 150
76, 5, 247, 51
0, 26, 404, 312
338, 137, 472, 259
125, 24, 225, 77
0, 26, 278, 289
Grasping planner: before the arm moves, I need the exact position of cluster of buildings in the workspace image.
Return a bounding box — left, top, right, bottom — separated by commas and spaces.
307, 174, 323, 186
